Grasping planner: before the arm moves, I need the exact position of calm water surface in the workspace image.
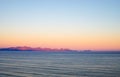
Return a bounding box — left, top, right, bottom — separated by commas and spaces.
0, 51, 120, 77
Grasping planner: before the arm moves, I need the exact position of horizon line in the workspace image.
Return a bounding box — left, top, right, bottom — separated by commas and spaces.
0, 46, 120, 52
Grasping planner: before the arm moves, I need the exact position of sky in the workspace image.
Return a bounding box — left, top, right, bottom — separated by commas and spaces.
0, 0, 120, 51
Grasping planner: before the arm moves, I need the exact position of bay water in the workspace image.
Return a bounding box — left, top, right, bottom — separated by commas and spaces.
0, 51, 120, 77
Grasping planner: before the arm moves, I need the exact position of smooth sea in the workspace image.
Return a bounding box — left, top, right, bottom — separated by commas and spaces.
0, 51, 120, 77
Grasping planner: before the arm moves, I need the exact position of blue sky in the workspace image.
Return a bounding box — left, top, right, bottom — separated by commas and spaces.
1, 0, 119, 31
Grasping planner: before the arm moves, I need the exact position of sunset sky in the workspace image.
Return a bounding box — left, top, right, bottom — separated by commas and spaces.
0, 0, 120, 51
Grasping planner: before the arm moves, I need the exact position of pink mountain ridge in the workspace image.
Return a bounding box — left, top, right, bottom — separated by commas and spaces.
0, 46, 78, 52
1, 46, 119, 53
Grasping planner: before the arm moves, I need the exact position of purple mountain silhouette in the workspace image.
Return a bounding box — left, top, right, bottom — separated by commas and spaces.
0, 46, 77, 52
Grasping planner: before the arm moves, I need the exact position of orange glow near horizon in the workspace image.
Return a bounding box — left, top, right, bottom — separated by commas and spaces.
0, 32, 120, 51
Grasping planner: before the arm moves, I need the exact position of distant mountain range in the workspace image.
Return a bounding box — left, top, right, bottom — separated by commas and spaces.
0, 46, 120, 53
0, 46, 78, 52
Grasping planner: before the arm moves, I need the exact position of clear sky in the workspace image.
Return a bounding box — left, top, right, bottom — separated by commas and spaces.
0, 0, 120, 51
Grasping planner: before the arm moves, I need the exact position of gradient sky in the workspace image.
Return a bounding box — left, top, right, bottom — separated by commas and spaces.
0, 0, 120, 50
